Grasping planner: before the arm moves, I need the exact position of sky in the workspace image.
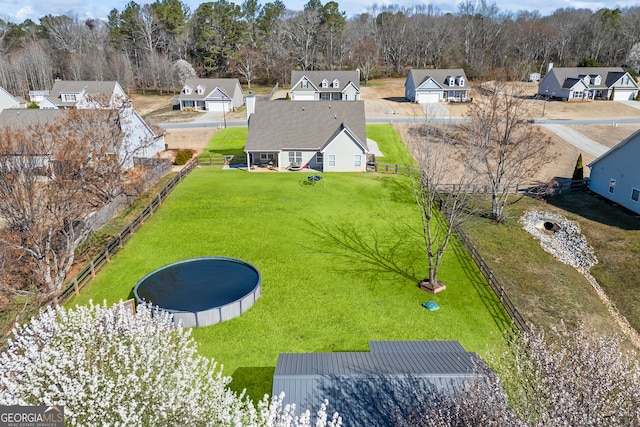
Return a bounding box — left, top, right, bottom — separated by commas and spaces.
0, 0, 637, 24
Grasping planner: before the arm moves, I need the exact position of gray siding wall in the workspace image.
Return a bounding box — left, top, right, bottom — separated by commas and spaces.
589, 138, 640, 215
322, 132, 367, 172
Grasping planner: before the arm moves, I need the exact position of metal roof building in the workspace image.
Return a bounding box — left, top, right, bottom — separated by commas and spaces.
272, 341, 482, 426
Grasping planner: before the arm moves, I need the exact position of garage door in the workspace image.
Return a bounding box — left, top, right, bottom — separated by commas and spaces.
206, 101, 227, 111
613, 89, 635, 101
292, 93, 315, 101
417, 92, 441, 104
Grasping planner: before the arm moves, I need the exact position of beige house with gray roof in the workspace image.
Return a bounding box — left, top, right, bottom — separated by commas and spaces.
538, 64, 639, 101
178, 78, 243, 112
290, 70, 360, 101
244, 98, 367, 172
39, 80, 128, 109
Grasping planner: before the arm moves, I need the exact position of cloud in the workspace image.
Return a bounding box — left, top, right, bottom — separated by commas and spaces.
16, 5, 34, 21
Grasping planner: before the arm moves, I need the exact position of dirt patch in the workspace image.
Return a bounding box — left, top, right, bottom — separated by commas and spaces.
566, 124, 640, 148
163, 127, 215, 153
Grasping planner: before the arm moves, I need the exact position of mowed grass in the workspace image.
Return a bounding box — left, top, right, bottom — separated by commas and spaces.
367, 124, 416, 166
67, 126, 512, 400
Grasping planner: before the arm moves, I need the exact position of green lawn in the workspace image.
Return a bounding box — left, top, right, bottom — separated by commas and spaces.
67, 126, 512, 401
367, 124, 416, 166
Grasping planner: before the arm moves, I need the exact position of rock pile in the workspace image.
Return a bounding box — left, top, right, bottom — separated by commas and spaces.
520, 210, 597, 271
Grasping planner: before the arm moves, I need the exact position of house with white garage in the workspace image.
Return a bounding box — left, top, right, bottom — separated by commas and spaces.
0, 108, 165, 170
405, 69, 471, 104
39, 80, 129, 109
290, 70, 360, 101
538, 64, 639, 101
178, 78, 243, 112
588, 129, 640, 215
244, 98, 367, 172
272, 341, 484, 426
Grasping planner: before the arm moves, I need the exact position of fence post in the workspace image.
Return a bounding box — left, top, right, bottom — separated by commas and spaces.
73, 277, 79, 295
89, 261, 96, 278
105, 247, 110, 262
385, 164, 389, 174
395, 164, 399, 174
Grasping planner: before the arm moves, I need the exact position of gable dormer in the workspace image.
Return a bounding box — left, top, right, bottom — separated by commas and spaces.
456, 76, 465, 86
446, 76, 455, 87
321, 79, 329, 88
333, 79, 340, 88
62, 92, 78, 102
196, 85, 205, 95
579, 75, 590, 85
183, 85, 192, 95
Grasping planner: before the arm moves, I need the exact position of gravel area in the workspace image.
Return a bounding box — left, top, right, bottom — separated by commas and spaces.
521, 210, 640, 348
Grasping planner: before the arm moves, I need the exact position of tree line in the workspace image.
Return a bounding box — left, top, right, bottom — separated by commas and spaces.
1, 0, 640, 97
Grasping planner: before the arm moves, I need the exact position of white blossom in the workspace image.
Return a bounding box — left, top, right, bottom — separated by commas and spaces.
0, 301, 338, 427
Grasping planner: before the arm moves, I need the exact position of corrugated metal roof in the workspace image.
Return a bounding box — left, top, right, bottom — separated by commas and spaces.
368, 340, 466, 353
275, 351, 476, 377
273, 341, 484, 426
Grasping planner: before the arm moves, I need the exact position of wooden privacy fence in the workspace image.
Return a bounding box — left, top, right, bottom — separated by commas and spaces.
59, 159, 198, 303
452, 222, 529, 333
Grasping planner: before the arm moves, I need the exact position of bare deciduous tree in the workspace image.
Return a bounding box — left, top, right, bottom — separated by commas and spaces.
0, 117, 94, 300
406, 123, 477, 292
463, 84, 552, 222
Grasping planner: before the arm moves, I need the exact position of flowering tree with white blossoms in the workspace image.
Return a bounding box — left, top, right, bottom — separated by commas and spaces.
0, 301, 341, 427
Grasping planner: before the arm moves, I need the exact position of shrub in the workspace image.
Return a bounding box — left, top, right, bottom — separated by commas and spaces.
571, 154, 584, 181
174, 148, 194, 165
0, 301, 342, 427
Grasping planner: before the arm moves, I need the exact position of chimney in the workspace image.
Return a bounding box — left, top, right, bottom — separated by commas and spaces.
245, 92, 255, 120
547, 62, 554, 73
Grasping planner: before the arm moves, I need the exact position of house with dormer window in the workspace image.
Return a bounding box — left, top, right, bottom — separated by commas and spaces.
290, 70, 360, 101
39, 80, 128, 109
405, 69, 471, 104
538, 64, 639, 101
178, 78, 243, 112
244, 98, 367, 172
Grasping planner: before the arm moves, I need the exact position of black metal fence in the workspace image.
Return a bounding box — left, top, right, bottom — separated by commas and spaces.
59, 159, 198, 303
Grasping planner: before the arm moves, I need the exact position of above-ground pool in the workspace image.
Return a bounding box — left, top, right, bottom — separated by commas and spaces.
134, 257, 261, 327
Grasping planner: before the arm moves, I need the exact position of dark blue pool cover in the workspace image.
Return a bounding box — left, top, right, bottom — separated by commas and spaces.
134, 257, 261, 312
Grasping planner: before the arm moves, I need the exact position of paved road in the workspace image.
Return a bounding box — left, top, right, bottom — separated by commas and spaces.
540, 124, 609, 157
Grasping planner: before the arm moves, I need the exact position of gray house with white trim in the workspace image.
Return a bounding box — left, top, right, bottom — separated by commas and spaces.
588, 129, 640, 215
290, 70, 360, 101
39, 80, 128, 109
538, 65, 639, 101
272, 341, 481, 426
0, 108, 165, 170
244, 99, 368, 172
405, 69, 471, 104
178, 78, 243, 112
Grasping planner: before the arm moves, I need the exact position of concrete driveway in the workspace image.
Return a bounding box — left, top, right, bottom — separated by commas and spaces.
540, 124, 609, 157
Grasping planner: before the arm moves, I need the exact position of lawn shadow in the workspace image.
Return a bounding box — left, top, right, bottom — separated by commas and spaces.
450, 236, 515, 334
376, 174, 415, 205
230, 366, 275, 403
300, 217, 422, 284
545, 189, 640, 231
